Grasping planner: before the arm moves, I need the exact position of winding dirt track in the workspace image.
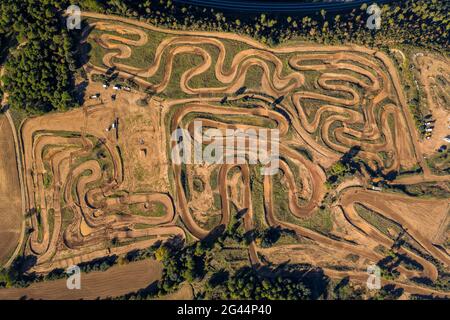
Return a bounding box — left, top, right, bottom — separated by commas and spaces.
4, 12, 447, 298
340, 189, 450, 281
79, 12, 450, 294
20, 104, 184, 273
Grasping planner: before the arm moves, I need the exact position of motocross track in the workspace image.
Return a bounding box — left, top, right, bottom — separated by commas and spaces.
19, 92, 185, 273
4, 12, 447, 298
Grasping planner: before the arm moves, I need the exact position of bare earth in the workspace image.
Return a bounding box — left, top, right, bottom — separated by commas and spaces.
0, 114, 22, 265
0, 259, 162, 300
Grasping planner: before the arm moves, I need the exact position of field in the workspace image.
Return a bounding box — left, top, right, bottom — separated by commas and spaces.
0, 259, 161, 300
0, 11, 448, 299
0, 114, 22, 266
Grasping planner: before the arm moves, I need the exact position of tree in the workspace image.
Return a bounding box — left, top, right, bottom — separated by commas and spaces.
154, 245, 170, 261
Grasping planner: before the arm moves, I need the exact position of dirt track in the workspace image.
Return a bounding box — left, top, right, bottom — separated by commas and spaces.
3, 11, 448, 298
20, 100, 184, 273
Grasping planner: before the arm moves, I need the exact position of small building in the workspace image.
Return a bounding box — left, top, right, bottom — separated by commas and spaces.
443, 135, 450, 143
113, 85, 121, 91
123, 86, 131, 92
103, 83, 109, 89
90, 93, 100, 99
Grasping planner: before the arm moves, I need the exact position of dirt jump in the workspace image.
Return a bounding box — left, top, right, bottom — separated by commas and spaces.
1, 12, 447, 298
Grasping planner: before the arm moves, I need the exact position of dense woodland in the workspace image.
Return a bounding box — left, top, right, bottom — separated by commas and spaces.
0, 0, 78, 114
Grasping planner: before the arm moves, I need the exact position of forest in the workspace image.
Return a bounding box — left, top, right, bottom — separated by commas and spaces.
0, 0, 78, 114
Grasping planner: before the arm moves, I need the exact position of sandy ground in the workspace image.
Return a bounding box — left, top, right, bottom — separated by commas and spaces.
0, 114, 22, 265
0, 259, 162, 300
413, 53, 450, 155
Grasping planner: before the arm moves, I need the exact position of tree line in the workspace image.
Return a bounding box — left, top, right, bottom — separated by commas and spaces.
76, 0, 449, 51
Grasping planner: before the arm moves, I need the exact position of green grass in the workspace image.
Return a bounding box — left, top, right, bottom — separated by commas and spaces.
8, 107, 28, 132
182, 110, 277, 129
213, 192, 222, 210
47, 208, 54, 241
388, 182, 450, 199
43, 172, 52, 189
192, 177, 204, 193
133, 163, 147, 182
180, 163, 190, 201
129, 202, 167, 217
210, 166, 219, 190
61, 207, 74, 231
108, 30, 166, 69
200, 214, 222, 231
354, 203, 402, 239
426, 148, 450, 175
36, 207, 43, 243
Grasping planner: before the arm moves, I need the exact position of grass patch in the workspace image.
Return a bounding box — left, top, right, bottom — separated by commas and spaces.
354, 203, 402, 239
129, 201, 167, 217
249, 164, 267, 231
272, 170, 333, 235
